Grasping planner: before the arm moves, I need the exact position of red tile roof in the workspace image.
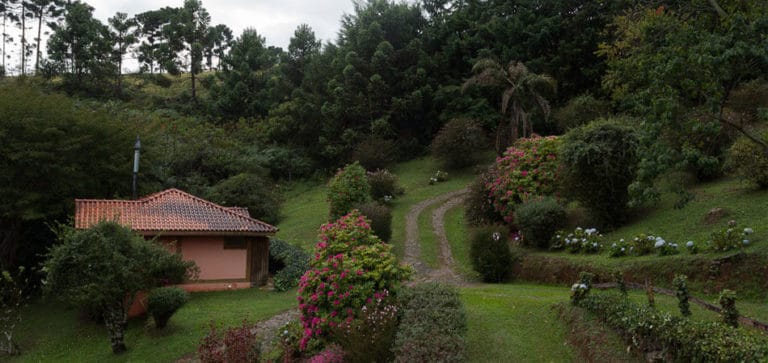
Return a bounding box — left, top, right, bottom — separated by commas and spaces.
75, 189, 277, 235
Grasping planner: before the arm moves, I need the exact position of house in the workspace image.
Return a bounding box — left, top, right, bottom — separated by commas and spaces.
75, 188, 277, 292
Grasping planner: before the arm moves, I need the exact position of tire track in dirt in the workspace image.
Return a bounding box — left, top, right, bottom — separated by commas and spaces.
403, 188, 471, 286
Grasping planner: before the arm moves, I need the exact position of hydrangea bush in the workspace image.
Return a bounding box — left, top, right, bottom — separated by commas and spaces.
551, 227, 603, 254
297, 211, 410, 351
486, 136, 561, 224
708, 220, 754, 252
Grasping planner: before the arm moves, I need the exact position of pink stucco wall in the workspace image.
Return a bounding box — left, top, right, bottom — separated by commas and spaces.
179, 236, 247, 280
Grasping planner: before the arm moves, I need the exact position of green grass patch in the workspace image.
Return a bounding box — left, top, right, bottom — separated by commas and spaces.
12, 288, 295, 362
417, 203, 440, 268
461, 284, 574, 362
276, 181, 328, 249
444, 205, 480, 281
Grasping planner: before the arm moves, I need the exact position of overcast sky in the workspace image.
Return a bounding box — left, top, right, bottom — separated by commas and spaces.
89, 0, 358, 50
4, 0, 364, 73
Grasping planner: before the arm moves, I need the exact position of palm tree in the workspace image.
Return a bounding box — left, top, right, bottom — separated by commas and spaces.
463, 59, 556, 153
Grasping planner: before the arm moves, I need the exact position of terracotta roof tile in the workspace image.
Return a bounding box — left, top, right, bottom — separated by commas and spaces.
75, 188, 277, 235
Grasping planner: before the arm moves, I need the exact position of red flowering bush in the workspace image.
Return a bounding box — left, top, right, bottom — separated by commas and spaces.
297, 210, 410, 351
198, 320, 258, 363
486, 135, 561, 224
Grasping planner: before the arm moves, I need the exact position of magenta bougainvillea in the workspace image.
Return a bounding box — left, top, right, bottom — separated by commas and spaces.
486, 135, 561, 224
297, 210, 410, 350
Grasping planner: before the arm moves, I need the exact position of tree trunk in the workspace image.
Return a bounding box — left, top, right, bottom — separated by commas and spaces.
2, 12, 6, 72
35, 11, 41, 74
103, 304, 128, 354
20, 3, 25, 76
190, 69, 196, 101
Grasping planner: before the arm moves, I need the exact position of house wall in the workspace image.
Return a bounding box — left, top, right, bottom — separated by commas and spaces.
179, 236, 247, 280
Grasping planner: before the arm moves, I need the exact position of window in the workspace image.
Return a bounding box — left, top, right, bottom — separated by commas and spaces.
223, 237, 247, 249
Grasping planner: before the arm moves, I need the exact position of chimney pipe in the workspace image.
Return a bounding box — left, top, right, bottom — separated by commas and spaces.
132, 136, 141, 200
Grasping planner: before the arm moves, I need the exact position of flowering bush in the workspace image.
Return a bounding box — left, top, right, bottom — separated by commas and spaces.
653, 237, 680, 256
198, 320, 258, 363
629, 234, 656, 256
366, 169, 404, 204
551, 227, 603, 254
429, 170, 449, 185
307, 344, 345, 363
685, 240, 699, 254
327, 162, 370, 220
332, 290, 398, 362
608, 239, 628, 257
709, 220, 754, 252
570, 272, 593, 305
486, 136, 561, 224
297, 211, 410, 351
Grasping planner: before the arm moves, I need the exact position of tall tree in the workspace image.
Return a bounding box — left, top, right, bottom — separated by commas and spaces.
463, 59, 556, 152
177, 0, 210, 101
0, 0, 18, 73
15, 0, 32, 75
108, 12, 138, 95
134, 7, 179, 74
47, 1, 115, 92
203, 23, 231, 70
28, 0, 63, 74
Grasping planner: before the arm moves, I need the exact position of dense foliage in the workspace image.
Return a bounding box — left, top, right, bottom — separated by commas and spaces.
486, 136, 561, 224
560, 120, 639, 228
430, 118, 487, 169
42, 221, 196, 353
297, 211, 410, 351
577, 292, 768, 361
392, 283, 467, 363
0, 268, 28, 356
469, 226, 513, 282
198, 321, 258, 363
464, 168, 503, 226
727, 132, 768, 188
268, 239, 310, 292
147, 286, 189, 328
354, 202, 393, 242
366, 169, 404, 203
326, 162, 370, 220
514, 197, 566, 249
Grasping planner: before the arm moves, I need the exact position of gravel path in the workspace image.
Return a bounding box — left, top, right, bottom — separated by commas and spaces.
403, 188, 472, 286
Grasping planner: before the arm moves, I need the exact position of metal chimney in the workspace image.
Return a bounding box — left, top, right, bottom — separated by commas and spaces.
132, 136, 141, 199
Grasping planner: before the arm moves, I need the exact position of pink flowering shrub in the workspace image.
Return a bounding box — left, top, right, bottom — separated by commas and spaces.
486, 135, 561, 224
308, 344, 345, 363
297, 210, 410, 351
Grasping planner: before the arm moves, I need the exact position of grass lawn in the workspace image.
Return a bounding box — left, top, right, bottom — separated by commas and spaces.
444, 205, 480, 281
461, 284, 574, 362
275, 180, 328, 249
12, 288, 295, 362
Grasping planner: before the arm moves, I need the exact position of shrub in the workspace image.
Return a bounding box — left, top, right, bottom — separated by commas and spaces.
147, 287, 189, 329
392, 283, 467, 363
354, 202, 393, 242
709, 220, 754, 252
578, 292, 768, 361
514, 196, 566, 249
464, 168, 504, 226
307, 344, 345, 363
366, 169, 404, 203
0, 268, 29, 356
269, 239, 310, 292
198, 321, 258, 363
673, 274, 691, 317
43, 221, 196, 354
487, 135, 561, 224
332, 290, 398, 362
726, 133, 768, 188
719, 289, 739, 328
430, 118, 487, 169
297, 211, 410, 350
352, 137, 398, 171
552, 94, 610, 132
327, 162, 371, 220
570, 272, 593, 305
560, 119, 639, 228
469, 226, 513, 282
551, 227, 603, 254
